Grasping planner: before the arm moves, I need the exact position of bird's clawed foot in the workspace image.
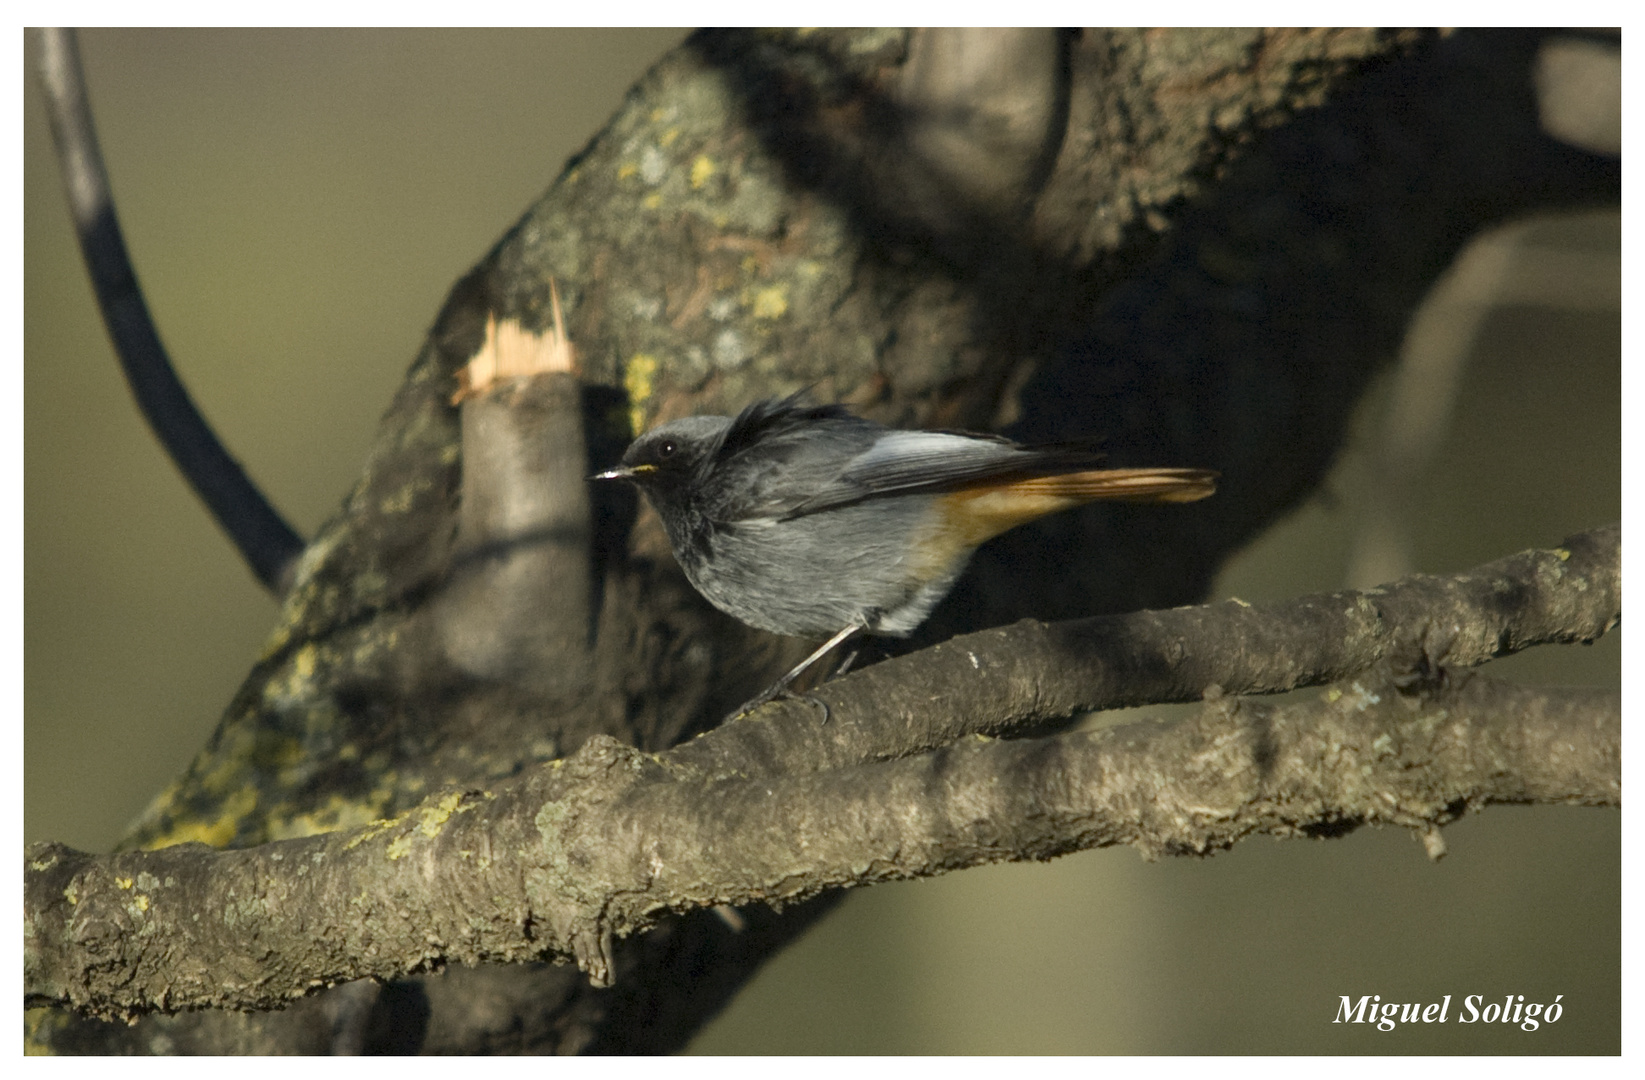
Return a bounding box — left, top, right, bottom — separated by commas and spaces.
726, 685, 831, 723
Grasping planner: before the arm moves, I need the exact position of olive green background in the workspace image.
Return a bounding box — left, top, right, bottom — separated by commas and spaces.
25, 30, 1619, 1054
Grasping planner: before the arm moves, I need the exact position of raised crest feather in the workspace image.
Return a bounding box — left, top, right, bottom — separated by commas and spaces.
712, 392, 857, 466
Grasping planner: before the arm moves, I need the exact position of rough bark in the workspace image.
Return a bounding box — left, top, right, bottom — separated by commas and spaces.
24, 527, 1623, 1022
26, 28, 1619, 1054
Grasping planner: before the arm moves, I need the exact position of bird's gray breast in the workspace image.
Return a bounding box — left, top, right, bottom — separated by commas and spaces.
682, 494, 960, 638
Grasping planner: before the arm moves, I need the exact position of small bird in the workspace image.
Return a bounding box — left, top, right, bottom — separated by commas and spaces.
594, 394, 1216, 715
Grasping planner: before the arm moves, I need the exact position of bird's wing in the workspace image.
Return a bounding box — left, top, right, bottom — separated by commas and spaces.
775, 430, 1108, 520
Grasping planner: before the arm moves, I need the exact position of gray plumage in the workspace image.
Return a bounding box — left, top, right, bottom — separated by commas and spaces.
594, 395, 1215, 715
597, 395, 1115, 638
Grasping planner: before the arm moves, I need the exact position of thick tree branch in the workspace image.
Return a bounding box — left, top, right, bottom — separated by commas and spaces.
25, 527, 1620, 1022
666, 522, 1620, 779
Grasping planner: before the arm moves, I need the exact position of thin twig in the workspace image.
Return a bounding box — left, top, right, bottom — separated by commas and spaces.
31, 28, 305, 594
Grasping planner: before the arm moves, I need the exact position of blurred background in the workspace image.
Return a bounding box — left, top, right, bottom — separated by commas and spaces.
25, 30, 1619, 1054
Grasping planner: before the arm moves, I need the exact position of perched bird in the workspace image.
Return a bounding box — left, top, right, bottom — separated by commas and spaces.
595, 394, 1216, 714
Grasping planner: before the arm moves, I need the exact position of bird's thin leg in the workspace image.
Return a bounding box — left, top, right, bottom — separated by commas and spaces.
829, 646, 862, 680
730, 622, 865, 720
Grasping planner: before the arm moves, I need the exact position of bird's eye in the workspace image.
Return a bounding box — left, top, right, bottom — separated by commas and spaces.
657, 439, 677, 459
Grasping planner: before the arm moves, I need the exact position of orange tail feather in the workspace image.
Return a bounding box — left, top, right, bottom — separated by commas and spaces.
940, 467, 1218, 546
1008, 467, 1218, 504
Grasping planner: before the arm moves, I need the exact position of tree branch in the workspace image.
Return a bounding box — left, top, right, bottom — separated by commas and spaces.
30, 27, 304, 593
24, 526, 1620, 1022
665, 522, 1620, 779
